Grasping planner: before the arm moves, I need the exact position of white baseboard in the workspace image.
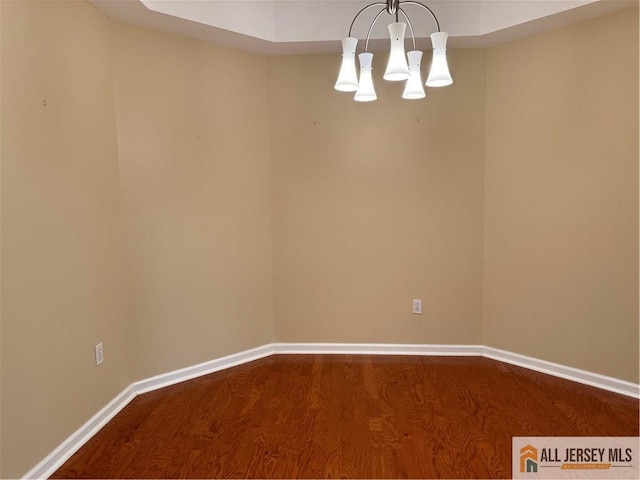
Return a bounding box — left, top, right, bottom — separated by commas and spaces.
272, 342, 483, 356
23, 386, 137, 480
133, 343, 275, 395
23, 342, 639, 479
483, 346, 640, 399
23, 344, 275, 479
274, 343, 640, 398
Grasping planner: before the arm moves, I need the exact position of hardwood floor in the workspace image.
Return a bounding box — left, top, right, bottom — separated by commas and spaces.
52, 355, 639, 479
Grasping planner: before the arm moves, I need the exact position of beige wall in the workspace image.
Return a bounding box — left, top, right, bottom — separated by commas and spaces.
0, 4, 276, 477
111, 23, 275, 379
483, 9, 639, 382
269, 51, 486, 344
0, 2, 4, 476
1, 2, 638, 478
1, 1, 132, 477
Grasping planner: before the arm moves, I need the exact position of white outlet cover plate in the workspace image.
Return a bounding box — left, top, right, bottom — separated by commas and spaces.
95, 343, 104, 366
412, 299, 422, 314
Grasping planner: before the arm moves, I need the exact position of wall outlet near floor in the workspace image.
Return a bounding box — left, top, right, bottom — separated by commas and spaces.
412, 299, 422, 315
95, 342, 104, 366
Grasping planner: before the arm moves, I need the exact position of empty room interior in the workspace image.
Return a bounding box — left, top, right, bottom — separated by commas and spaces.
1, 0, 639, 478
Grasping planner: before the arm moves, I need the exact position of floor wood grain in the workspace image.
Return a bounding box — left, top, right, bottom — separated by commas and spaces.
51, 355, 639, 479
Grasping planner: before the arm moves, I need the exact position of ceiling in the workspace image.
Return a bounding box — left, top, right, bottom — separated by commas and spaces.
89, 0, 637, 54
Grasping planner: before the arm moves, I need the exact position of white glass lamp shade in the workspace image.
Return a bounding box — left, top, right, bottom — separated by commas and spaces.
426, 32, 453, 87
383, 22, 410, 81
354, 53, 377, 102
334, 37, 359, 92
402, 50, 426, 100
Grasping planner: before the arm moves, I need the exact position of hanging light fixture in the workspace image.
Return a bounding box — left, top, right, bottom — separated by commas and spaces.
426, 31, 453, 87
402, 50, 425, 99
334, 37, 359, 91
355, 53, 377, 102
335, 0, 453, 101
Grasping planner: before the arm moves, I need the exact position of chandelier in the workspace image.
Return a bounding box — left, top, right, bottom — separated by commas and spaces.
334, 0, 453, 101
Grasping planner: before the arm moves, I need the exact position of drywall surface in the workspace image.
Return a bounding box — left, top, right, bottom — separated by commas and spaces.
483, 8, 639, 382
268, 50, 486, 345
0, 2, 132, 477
112, 22, 275, 379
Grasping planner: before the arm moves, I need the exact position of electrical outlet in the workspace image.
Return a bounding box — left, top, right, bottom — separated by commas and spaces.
95, 343, 104, 366
412, 299, 422, 315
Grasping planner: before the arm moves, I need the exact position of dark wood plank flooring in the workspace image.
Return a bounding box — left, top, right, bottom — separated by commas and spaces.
52, 355, 639, 479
